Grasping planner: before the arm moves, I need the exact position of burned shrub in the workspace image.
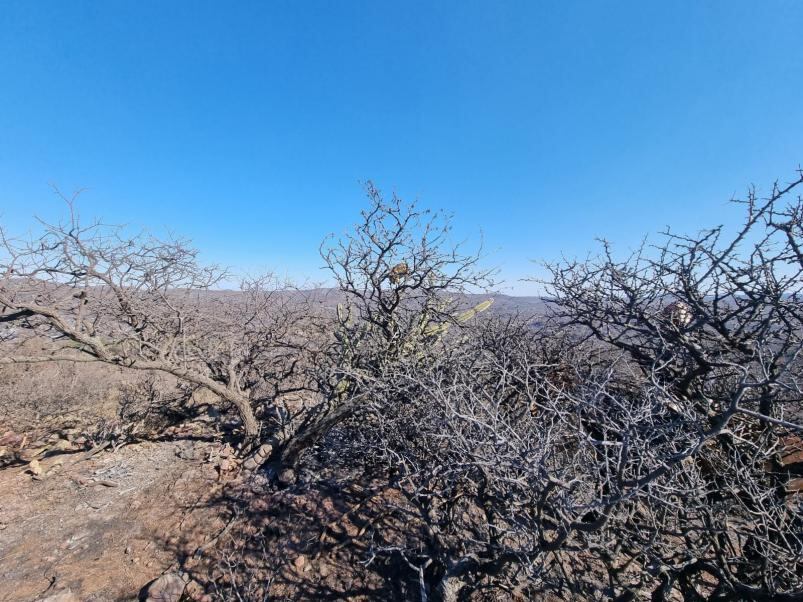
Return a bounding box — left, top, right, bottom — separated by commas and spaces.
0, 203, 318, 446
304, 174, 803, 600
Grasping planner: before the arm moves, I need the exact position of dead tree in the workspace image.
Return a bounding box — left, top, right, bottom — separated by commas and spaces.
543, 171, 803, 599
273, 182, 497, 468
0, 185, 494, 471
0, 200, 314, 444
302, 173, 803, 600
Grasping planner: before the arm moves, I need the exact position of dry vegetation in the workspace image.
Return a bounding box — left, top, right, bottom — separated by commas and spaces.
1, 174, 803, 601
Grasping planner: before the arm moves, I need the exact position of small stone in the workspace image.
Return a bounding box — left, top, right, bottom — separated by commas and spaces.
51, 439, 73, 452
293, 555, 306, 570
185, 579, 207, 601
46, 461, 64, 477
125, 545, 133, 555
18, 447, 45, 462
251, 498, 269, 512
36, 589, 79, 602
28, 459, 43, 476
176, 446, 199, 461
242, 443, 273, 471
142, 572, 186, 602
0, 431, 22, 446
278, 468, 296, 486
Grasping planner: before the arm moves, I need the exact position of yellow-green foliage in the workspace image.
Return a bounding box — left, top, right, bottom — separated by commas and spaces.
422, 298, 494, 339
334, 298, 493, 399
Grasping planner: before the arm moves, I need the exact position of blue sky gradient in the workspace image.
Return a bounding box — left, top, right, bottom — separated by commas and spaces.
1, 2, 802, 293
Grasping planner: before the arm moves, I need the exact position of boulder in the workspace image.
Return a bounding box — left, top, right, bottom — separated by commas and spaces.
140, 572, 186, 602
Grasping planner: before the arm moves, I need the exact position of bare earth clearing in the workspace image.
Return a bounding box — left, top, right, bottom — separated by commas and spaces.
0, 406, 417, 601
0, 439, 222, 601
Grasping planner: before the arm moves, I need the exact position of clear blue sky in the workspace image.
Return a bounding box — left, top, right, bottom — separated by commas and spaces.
1, 2, 802, 294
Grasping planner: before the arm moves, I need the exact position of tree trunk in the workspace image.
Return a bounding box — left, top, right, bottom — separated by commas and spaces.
431, 557, 478, 602
228, 393, 259, 440
432, 577, 465, 602
276, 393, 368, 467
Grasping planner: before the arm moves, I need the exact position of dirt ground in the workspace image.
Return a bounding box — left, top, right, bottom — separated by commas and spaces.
0, 359, 401, 602
0, 439, 225, 602
0, 362, 545, 601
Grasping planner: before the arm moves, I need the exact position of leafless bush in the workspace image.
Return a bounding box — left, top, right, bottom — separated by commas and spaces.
0, 198, 319, 446
208, 530, 275, 602
116, 375, 192, 436
3, 175, 803, 600
320, 181, 495, 365
306, 174, 803, 600
539, 172, 803, 598
315, 317, 613, 599
274, 183, 496, 467
0, 184, 501, 475
0, 358, 122, 429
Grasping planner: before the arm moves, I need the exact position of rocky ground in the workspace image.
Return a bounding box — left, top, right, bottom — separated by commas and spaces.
0, 358, 403, 602
0, 426, 412, 602
0, 438, 227, 601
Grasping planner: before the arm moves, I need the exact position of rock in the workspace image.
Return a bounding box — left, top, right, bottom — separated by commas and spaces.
18, 447, 47, 462
45, 461, 64, 477
787, 477, 803, 494
59, 414, 82, 428
36, 589, 80, 602
219, 444, 234, 458
278, 468, 296, 486
0, 431, 23, 446
50, 438, 74, 452
293, 555, 307, 570
176, 445, 199, 461
28, 459, 43, 476
141, 572, 186, 602
251, 498, 269, 512
242, 443, 273, 471
184, 579, 208, 601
